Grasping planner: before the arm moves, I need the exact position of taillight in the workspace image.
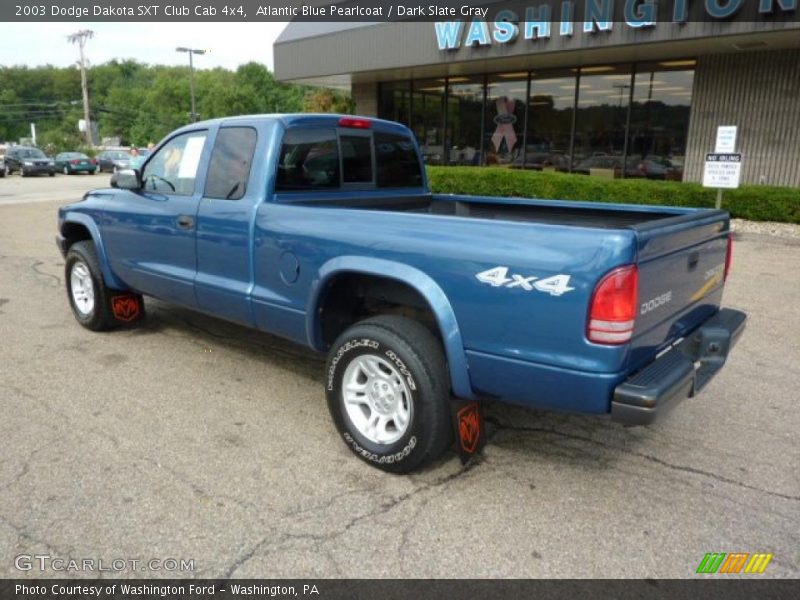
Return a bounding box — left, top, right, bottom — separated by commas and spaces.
587, 265, 639, 345
70, 159, 80, 164
338, 117, 371, 129
724, 232, 733, 281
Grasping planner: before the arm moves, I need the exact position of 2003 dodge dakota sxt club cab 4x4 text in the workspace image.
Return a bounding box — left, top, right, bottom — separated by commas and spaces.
56, 114, 746, 472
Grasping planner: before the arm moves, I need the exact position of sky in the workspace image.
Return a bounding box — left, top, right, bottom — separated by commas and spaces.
0, 22, 289, 71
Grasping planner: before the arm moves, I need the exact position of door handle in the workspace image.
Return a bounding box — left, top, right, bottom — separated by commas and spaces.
176, 215, 194, 230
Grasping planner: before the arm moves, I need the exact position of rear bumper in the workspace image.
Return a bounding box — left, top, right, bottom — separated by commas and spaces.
611, 308, 746, 425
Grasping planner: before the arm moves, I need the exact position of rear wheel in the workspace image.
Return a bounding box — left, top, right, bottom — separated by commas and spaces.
326, 315, 452, 473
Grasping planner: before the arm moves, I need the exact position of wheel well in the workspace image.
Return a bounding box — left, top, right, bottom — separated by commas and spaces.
318, 274, 440, 349
61, 223, 92, 251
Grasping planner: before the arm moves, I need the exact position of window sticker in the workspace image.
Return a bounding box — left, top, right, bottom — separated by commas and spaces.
178, 136, 205, 178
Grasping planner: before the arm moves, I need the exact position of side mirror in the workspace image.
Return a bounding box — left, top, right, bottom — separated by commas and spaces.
113, 168, 140, 190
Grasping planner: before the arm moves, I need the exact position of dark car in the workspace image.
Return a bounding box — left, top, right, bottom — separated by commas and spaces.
573, 155, 625, 177
55, 152, 97, 175
511, 151, 570, 171
96, 150, 133, 173
4, 146, 55, 177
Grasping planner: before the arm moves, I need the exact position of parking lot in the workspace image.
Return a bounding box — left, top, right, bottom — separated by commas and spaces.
0, 174, 798, 578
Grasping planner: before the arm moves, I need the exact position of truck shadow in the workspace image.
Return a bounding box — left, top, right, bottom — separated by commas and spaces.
128, 298, 646, 470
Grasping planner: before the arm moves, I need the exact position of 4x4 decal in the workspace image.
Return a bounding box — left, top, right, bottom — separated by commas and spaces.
475, 266, 575, 296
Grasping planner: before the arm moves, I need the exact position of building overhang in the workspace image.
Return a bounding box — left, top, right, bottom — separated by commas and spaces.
274, 20, 800, 86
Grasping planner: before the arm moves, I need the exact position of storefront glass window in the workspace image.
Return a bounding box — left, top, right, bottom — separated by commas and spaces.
626, 62, 695, 181
375, 59, 694, 180
411, 79, 446, 165
573, 65, 633, 177
378, 81, 411, 127
484, 73, 527, 166
446, 76, 484, 166
524, 70, 575, 172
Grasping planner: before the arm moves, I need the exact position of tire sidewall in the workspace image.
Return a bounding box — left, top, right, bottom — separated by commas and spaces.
65, 247, 104, 330
327, 331, 429, 471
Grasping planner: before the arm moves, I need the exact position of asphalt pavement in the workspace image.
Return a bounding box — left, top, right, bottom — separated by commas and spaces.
0, 174, 798, 578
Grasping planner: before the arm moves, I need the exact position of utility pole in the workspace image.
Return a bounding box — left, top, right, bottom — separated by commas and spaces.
176, 47, 206, 122
68, 29, 94, 145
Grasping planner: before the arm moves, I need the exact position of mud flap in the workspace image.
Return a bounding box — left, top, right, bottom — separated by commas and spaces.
109, 293, 145, 326
452, 400, 485, 465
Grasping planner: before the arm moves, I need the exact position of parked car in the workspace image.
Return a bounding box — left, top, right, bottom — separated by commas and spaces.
573, 155, 626, 177
56, 114, 745, 473
643, 155, 683, 180
4, 146, 55, 177
511, 151, 570, 171
55, 152, 97, 175
95, 150, 132, 173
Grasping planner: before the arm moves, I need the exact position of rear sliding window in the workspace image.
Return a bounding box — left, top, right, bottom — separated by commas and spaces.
276, 126, 422, 191
340, 134, 373, 184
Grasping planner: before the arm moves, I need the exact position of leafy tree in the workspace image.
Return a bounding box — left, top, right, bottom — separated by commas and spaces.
0, 61, 349, 148
303, 88, 355, 114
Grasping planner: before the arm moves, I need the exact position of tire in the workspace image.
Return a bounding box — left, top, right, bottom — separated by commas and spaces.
65, 241, 144, 331
49, 171, 55, 177
326, 315, 452, 473
20, 169, 27, 178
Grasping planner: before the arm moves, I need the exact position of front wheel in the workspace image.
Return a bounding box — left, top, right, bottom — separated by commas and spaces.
65, 241, 144, 331
326, 315, 452, 473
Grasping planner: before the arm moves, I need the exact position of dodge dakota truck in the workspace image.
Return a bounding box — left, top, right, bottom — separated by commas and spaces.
56, 114, 746, 473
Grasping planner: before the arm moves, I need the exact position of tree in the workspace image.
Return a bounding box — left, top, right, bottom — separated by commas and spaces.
0, 61, 351, 147
303, 88, 355, 114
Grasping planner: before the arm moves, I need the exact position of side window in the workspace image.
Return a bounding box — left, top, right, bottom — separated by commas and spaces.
375, 133, 423, 188
340, 135, 373, 184
204, 127, 257, 200
276, 128, 339, 191
142, 130, 207, 196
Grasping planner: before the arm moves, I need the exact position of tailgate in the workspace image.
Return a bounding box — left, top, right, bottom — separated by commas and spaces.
628, 211, 730, 371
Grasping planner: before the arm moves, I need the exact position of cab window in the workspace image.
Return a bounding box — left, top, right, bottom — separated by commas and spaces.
375, 132, 423, 188
276, 129, 339, 191
142, 131, 207, 195
204, 127, 257, 200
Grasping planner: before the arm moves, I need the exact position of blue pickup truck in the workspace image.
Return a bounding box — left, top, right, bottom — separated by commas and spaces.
57, 114, 745, 472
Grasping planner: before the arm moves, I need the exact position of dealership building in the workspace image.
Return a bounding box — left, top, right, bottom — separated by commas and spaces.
274, 7, 800, 186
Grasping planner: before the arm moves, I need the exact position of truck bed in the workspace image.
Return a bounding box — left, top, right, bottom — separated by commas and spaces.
297, 193, 687, 229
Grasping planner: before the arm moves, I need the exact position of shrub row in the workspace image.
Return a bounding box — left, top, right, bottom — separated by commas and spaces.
426, 167, 800, 224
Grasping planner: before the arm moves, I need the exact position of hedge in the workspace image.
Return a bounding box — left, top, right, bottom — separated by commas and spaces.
426, 166, 800, 224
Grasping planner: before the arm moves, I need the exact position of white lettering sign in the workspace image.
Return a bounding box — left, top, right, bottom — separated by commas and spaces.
703, 153, 742, 189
